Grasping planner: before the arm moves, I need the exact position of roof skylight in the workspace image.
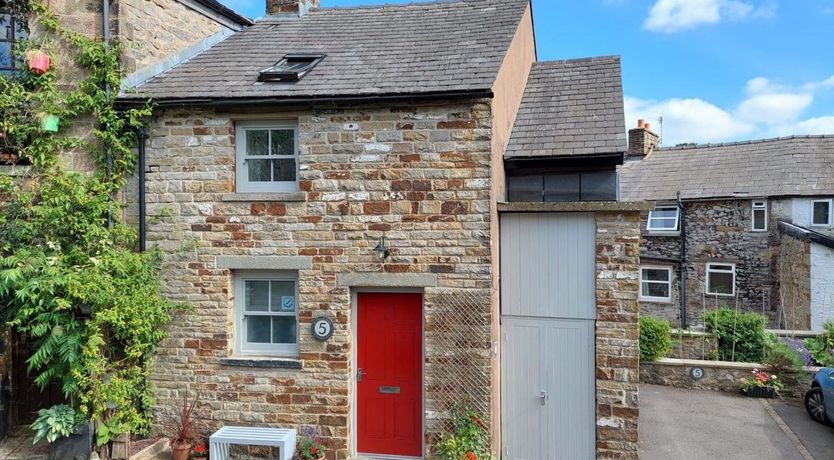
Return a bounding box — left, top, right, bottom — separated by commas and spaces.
258, 54, 325, 82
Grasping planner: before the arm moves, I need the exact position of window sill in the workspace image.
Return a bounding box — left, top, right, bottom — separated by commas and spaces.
219, 357, 302, 369
221, 192, 305, 202
705, 293, 736, 298
646, 231, 681, 237
639, 297, 672, 304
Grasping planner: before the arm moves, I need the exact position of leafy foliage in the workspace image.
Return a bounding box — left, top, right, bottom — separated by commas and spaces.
0, 0, 175, 448
297, 426, 326, 460
704, 308, 767, 363
435, 405, 494, 460
31, 404, 86, 443
804, 321, 834, 367
639, 316, 672, 361
740, 368, 784, 393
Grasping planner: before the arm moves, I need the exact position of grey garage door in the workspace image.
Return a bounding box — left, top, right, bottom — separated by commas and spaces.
500, 213, 596, 460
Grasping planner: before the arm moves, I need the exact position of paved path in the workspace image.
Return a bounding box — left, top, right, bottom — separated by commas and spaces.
640, 384, 834, 460
0, 426, 48, 460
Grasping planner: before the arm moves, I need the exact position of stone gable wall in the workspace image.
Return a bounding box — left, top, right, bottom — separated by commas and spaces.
778, 233, 811, 329
141, 100, 495, 458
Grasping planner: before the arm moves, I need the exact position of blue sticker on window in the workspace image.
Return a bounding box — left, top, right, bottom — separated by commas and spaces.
281, 296, 295, 311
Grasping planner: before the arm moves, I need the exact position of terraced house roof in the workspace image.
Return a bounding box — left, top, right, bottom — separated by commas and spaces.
619, 136, 834, 201
504, 56, 626, 159
121, 0, 530, 103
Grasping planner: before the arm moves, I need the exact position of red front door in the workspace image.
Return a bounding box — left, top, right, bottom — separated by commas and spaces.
357, 292, 423, 457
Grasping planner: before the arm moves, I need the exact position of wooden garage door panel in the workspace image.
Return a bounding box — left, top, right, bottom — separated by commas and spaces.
500, 213, 596, 320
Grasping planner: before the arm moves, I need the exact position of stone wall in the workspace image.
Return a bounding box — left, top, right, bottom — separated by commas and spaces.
141, 100, 495, 458
779, 232, 811, 330
595, 211, 640, 459
669, 329, 717, 360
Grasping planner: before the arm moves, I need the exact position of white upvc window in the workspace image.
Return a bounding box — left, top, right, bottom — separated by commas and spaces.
752, 200, 767, 232
234, 271, 299, 356
706, 263, 736, 297
235, 121, 299, 193
811, 199, 833, 227
647, 207, 680, 232
639, 266, 673, 303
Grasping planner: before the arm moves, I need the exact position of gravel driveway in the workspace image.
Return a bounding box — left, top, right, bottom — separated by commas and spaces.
640, 384, 834, 460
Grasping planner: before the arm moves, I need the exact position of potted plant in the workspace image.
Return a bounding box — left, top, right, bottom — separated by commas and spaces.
297, 426, 326, 460
191, 440, 208, 460
31, 404, 92, 460
26, 49, 51, 75
435, 405, 494, 460
741, 368, 783, 398
165, 390, 201, 460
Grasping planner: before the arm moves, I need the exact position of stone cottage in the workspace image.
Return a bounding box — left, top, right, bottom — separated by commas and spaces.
116, 0, 644, 458
620, 127, 834, 330
0, 0, 251, 435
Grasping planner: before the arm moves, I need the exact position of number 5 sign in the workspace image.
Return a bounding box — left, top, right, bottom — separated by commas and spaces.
311, 316, 334, 341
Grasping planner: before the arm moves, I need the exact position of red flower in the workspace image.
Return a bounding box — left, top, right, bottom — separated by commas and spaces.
466, 452, 477, 460
194, 443, 207, 453
310, 447, 318, 455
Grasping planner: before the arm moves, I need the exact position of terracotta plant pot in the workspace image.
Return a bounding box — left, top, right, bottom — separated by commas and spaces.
27, 50, 51, 75
170, 440, 191, 460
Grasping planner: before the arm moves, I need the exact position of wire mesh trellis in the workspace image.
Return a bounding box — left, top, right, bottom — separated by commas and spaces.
424, 289, 493, 431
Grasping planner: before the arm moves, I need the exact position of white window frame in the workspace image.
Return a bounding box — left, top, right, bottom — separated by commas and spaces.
811, 199, 833, 227
705, 263, 736, 297
751, 200, 768, 232
647, 207, 680, 232
235, 120, 299, 193
234, 270, 299, 357
639, 266, 673, 303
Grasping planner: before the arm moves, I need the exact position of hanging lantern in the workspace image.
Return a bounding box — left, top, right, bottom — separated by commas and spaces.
41, 114, 60, 132
27, 50, 51, 75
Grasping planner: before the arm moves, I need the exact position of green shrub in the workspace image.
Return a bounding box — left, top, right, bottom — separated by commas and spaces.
639, 316, 672, 361
704, 308, 767, 362
804, 321, 834, 367
31, 404, 86, 444
435, 405, 494, 460
763, 336, 806, 388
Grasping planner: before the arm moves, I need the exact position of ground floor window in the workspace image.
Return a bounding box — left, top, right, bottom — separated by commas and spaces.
639, 266, 673, 302
706, 263, 736, 297
234, 271, 298, 356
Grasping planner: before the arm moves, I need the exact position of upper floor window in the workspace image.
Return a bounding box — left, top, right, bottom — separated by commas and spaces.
647, 207, 680, 232
235, 121, 298, 193
812, 199, 832, 227
751, 200, 767, 232
234, 271, 299, 356
506, 171, 618, 202
639, 266, 672, 303
706, 263, 736, 297
1, 9, 27, 73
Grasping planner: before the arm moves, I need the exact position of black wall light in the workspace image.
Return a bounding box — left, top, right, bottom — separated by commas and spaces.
373, 236, 390, 261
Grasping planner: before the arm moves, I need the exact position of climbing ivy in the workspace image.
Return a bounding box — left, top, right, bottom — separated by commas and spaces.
0, 0, 178, 445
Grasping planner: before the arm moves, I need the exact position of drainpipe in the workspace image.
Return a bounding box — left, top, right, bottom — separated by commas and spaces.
678, 191, 687, 328
103, 0, 114, 228
138, 129, 147, 252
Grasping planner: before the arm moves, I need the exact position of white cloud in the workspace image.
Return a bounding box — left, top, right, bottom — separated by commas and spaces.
627, 76, 834, 145
643, 0, 775, 33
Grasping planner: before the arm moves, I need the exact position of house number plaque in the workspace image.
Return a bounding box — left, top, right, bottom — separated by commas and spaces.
311, 316, 334, 342
689, 367, 705, 381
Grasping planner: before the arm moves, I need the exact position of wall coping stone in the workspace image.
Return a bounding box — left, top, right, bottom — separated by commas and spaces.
498, 201, 655, 213
216, 256, 312, 270
221, 192, 306, 202
337, 273, 437, 288
646, 357, 822, 373
671, 329, 716, 338
220, 357, 302, 369
768, 329, 824, 338
0, 165, 31, 177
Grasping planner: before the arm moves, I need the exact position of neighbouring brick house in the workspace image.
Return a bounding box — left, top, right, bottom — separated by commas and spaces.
0, 0, 250, 438
620, 128, 834, 330
115, 0, 644, 458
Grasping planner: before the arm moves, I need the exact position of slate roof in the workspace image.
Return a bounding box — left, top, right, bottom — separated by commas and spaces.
503, 56, 626, 159
619, 136, 834, 201
121, 0, 529, 103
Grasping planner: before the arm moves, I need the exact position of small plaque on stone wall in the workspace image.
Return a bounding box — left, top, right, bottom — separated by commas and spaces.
689, 367, 705, 381
311, 316, 334, 342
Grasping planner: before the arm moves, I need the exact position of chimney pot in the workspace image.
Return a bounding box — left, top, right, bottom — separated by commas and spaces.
637, 119, 645, 129
645, 123, 652, 132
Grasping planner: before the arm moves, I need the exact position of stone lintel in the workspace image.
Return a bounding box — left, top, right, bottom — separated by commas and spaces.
498, 201, 655, 213
337, 273, 437, 288
216, 256, 312, 270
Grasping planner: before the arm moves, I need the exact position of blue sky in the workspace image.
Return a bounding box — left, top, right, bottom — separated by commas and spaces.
220, 0, 834, 146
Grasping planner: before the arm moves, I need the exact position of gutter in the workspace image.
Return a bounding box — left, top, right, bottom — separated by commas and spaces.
677, 191, 687, 329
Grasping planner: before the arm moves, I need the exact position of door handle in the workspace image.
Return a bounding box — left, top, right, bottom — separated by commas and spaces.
539, 390, 548, 406
357, 368, 365, 382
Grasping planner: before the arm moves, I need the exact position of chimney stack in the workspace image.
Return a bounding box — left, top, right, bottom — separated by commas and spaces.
627, 119, 660, 161
266, 0, 318, 16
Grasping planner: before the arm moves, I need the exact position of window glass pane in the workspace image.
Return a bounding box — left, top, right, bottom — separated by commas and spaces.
643, 268, 670, 282
508, 175, 543, 202
0, 42, 10, 68
753, 209, 766, 230
709, 264, 733, 272
651, 209, 678, 219
643, 283, 669, 298
245, 130, 269, 156
813, 201, 830, 225
1, 14, 10, 39
544, 174, 580, 202
272, 316, 297, 344
272, 159, 297, 182
270, 129, 294, 156
246, 316, 271, 343
244, 280, 270, 311
580, 171, 617, 201
708, 272, 734, 294
270, 281, 296, 312
247, 159, 272, 182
